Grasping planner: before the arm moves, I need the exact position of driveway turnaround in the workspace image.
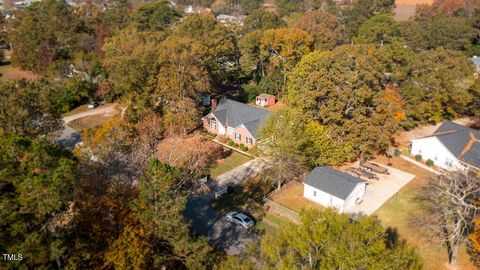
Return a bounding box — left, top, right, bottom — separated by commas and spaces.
347, 162, 415, 217
184, 158, 268, 255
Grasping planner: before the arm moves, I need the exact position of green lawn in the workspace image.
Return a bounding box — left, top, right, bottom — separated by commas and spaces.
373, 156, 475, 270
256, 212, 292, 235
209, 151, 253, 178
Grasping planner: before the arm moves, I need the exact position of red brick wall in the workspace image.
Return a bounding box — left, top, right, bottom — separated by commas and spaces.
228, 125, 256, 146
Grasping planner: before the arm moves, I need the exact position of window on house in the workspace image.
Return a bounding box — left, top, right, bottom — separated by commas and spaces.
445, 158, 453, 168
210, 118, 216, 130
235, 133, 241, 140
313, 191, 317, 197
246, 137, 253, 144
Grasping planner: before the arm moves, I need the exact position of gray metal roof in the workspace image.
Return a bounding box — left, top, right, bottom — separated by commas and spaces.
210, 99, 271, 139
304, 166, 366, 200
432, 121, 480, 169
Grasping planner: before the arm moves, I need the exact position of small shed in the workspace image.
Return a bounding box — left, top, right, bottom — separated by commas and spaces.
255, 93, 276, 107
303, 166, 367, 213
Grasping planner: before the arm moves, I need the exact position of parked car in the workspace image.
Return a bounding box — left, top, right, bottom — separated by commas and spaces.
87, 101, 99, 109
360, 160, 389, 175
347, 167, 379, 180
226, 212, 255, 229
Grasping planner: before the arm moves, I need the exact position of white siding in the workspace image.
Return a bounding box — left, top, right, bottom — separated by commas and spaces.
303, 184, 346, 212
218, 121, 226, 135
344, 183, 366, 210
411, 137, 465, 171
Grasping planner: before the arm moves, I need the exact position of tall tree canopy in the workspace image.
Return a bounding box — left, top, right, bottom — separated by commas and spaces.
219, 209, 422, 269
0, 135, 77, 269
8, 0, 79, 72
174, 14, 239, 87
0, 79, 62, 138
355, 14, 401, 46
243, 9, 285, 32
285, 46, 399, 157
290, 11, 342, 50
401, 48, 477, 126
342, 0, 395, 41
134, 0, 181, 31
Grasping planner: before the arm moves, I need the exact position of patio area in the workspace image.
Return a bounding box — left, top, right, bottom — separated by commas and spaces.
347, 162, 415, 216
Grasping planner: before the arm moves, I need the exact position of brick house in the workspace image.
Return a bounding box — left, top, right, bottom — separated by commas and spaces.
202, 98, 272, 146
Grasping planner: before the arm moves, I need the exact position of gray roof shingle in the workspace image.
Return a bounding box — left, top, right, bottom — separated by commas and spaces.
210, 99, 271, 139
432, 121, 480, 169
304, 166, 366, 200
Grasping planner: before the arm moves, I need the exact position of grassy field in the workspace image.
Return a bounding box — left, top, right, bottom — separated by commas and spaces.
374, 156, 476, 270
0, 63, 38, 82
209, 151, 253, 178
270, 181, 323, 212
67, 114, 117, 131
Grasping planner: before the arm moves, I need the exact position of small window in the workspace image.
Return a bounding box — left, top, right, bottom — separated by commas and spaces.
246, 137, 253, 144
445, 158, 453, 168
313, 191, 317, 197
210, 118, 216, 130
235, 133, 241, 140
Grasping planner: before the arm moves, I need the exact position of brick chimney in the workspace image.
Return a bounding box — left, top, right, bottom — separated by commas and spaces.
211, 99, 217, 110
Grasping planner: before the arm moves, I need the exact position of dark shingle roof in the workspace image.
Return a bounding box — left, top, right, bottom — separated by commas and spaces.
210, 99, 271, 139
431, 121, 480, 169
304, 167, 366, 200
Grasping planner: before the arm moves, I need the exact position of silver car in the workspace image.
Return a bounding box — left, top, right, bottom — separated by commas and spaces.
226, 211, 255, 229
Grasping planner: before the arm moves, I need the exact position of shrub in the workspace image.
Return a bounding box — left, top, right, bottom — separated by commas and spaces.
394, 149, 401, 157
240, 145, 249, 152
228, 140, 235, 147
415, 154, 422, 161
426, 159, 434, 167
233, 143, 239, 148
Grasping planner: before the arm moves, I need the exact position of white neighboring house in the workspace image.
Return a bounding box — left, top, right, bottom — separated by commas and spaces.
410, 121, 480, 171
303, 166, 367, 213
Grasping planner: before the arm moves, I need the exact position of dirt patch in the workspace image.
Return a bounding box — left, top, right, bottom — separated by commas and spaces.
67, 113, 118, 131
0, 64, 38, 82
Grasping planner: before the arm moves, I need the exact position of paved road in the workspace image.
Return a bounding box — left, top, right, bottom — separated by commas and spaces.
56, 104, 117, 148
184, 158, 268, 255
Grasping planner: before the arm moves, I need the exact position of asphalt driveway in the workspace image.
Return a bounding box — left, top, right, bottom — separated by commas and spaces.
184, 158, 267, 255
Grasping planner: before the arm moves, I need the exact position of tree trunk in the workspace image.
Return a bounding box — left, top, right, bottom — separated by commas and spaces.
449, 242, 459, 268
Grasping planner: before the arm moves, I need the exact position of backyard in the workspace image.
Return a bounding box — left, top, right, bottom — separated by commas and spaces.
269, 181, 323, 213
374, 156, 476, 270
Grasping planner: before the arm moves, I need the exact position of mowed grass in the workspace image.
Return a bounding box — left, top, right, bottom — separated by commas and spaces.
256, 212, 292, 235
271, 181, 324, 212
209, 151, 253, 178
0, 63, 38, 82
373, 156, 476, 270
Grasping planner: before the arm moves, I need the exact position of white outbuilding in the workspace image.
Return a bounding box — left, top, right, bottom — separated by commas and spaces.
410, 121, 480, 172
303, 166, 367, 213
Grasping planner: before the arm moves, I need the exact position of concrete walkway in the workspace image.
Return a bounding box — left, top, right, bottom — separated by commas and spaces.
215, 159, 269, 187
348, 162, 415, 217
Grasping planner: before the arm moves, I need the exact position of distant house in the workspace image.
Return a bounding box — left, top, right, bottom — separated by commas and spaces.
216, 14, 244, 25
410, 121, 480, 171
303, 166, 367, 213
202, 98, 271, 146
471, 56, 480, 76
255, 93, 276, 107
